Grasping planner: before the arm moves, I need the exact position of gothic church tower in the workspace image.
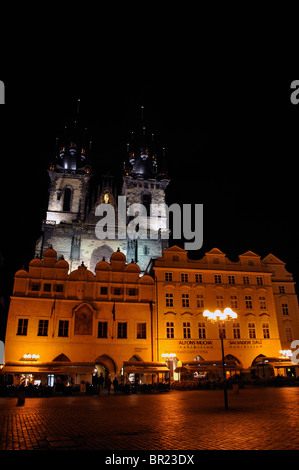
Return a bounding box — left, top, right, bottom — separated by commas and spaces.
36, 104, 169, 273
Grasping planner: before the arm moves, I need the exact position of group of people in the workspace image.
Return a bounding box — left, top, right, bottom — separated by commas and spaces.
98, 373, 119, 395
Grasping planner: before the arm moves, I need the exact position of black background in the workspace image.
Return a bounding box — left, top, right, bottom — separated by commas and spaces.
0, 12, 298, 339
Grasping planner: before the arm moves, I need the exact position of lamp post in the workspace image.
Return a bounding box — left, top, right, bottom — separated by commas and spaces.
203, 307, 238, 410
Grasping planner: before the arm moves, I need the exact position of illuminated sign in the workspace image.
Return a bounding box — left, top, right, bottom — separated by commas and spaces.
22, 354, 40, 361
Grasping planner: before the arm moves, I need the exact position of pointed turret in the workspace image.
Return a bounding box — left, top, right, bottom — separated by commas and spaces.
51, 98, 92, 174
124, 106, 168, 179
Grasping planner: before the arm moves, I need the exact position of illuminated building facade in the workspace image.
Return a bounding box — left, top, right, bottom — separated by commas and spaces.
3, 247, 155, 385
2, 245, 299, 385
35, 107, 169, 273
149, 246, 299, 378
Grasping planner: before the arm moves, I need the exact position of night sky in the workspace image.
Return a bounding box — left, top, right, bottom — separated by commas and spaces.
0, 34, 298, 339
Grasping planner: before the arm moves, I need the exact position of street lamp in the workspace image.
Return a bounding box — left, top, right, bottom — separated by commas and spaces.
203, 307, 238, 410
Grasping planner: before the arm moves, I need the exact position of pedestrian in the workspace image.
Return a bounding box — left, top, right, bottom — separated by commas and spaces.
113, 377, 118, 395
107, 377, 112, 395
99, 373, 104, 388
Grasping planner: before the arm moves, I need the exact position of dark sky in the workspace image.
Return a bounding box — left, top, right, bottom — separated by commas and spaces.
0, 30, 298, 315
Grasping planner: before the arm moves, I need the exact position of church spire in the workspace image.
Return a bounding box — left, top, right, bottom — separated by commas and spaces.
51, 98, 92, 174
124, 105, 167, 179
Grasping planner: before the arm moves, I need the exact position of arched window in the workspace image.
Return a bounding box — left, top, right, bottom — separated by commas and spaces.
142, 193, 151, 215
63, 187, 72, 212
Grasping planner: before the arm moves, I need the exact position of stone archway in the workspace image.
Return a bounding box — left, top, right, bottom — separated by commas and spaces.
90, 245, 114, 273
95, 354, 116, 374
94, 354, 117, 387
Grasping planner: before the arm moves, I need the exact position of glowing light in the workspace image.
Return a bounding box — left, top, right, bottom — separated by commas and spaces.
23, 354, 40, 360
279, 350, 293, 358
161, 353, 176, 358
203, 308, 238, 322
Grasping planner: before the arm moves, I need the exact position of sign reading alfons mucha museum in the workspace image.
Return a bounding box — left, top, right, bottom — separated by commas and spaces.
159, 337, 282, 369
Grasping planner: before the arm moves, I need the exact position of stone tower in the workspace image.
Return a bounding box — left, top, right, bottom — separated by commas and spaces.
122, 107, 170, 271
36, 105, 170, 273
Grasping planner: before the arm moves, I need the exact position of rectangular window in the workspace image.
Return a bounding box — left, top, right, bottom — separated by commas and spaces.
58, 320, 69, 337
214, 274, 222, 284
248, 323, 256, 339
228, 275, 235, 285
17, 318, 28, 336
198, 322, 206, 339
243, 276, 250, 285
100, 286, 108, 295
55, 284, 64, 293
195, 273, 203, 283
259, 296, 267, 310
245, 295, 253, 309
181, 273, 189, 282
256, 276, 264, 286
181, 293, 190, 308
285, 327, 293, 343
233, 322, 241, 339
137, 322, 146, 339
166, 322, 174, 338
282, 303, 289, 316
218, 322, 226, 339
43, 283, 51, 292
183, 322, 191, 339
216, 295, 224, 308
31, 283, 40, 291
196, 294, 204, 308
113, 287, 121, 296
37, 319, 49, 336
165, 272, 173, 282
117, 322, 127, 338
279, 285, 285, 294
230, 295, 238, 309
262, 323, 270, 339
98, 321, 108, 338
165, 293, 174, 307
128, 288, 137, 296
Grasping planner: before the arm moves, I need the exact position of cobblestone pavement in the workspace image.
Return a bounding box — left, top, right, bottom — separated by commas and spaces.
0, 387, 299, 450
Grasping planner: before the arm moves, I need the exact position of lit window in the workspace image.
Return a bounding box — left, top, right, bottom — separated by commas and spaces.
38, 319, 49, 336
216, 295, 223, 308
17, 318, 28, 336
282, 303, 289, 316
58, 320, 69, 337
137, 322, 146, 339
262, 323, 270, 339
183, 322, 191, 339
117, 322, 127, 339
98, 321, 108, 338
248, 323, 256, 339
259, 296, 267, 310
230, 295, 238, 309
181, 293, 190, 307
196, 294, 204, 308
233, 322, 241, 339
256, 276, 264, 286
165, 293, 173, 307
198, 322, 206, 339
218, 322, 226, 339
245, 295, 253, 309
166, 322, 174, 338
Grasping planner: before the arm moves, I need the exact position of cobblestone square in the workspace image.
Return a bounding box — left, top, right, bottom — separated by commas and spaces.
0, 387, 298, 451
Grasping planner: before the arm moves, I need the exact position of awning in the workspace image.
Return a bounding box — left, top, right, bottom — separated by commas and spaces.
123, 361, 170, 374
1, 362, 95, 375
183, 360, 242, 372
